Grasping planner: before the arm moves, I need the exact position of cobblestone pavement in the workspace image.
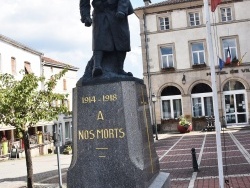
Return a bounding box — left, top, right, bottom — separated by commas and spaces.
1, 129, 250, 187
156, 129, 250, 188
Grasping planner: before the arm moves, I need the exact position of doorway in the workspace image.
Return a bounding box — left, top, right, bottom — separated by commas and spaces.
223, 80, 248, 125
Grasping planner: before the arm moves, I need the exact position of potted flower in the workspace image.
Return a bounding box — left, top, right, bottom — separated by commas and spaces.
177, 115, 192, 133
63, 145, 72, 155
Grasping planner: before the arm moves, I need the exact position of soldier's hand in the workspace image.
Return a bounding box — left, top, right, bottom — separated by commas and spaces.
84, 17, 92, 27
116, 12, 125, 20
81, 17, 92, 27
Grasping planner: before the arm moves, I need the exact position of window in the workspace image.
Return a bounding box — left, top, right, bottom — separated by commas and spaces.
189, 12, 200, 26
222, 38, 237, 62
159, 17, 170, 30
223, 80, 245, 91
191, 83, 213, 117
162, 99, 182, 119
191, 42, 205, 65
161, 86, 182, 119
63, 79, 67, 90
11, 57, 16, 75
220, 7, 232, 22
65, 122, 71, 140
160, 46, 174, 68
192, 96, 213, 117
63, 99, 70, 110
24, 61, 32, 74
50, 76, 56, 89
67, 99, 70, 110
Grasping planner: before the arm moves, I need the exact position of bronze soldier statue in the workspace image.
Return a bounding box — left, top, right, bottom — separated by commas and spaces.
80, 0, 133, 78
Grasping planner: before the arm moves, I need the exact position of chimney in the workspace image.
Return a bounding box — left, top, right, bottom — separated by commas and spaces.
143, 0, 152, 6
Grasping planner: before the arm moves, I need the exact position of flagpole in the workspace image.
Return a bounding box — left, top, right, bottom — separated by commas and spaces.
203, 0, 224, 187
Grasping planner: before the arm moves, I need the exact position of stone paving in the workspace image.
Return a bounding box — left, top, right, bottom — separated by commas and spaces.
156, 129, 250, 188
2, 128, 250, 187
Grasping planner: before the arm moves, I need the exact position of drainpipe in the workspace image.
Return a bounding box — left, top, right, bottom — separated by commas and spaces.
143, 12, 151, 96
143, 10, 154, 125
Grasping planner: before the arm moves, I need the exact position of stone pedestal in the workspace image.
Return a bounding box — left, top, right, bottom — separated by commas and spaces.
67, 80, 170, 187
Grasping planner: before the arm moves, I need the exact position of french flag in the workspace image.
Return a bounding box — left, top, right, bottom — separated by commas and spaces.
219, 58, 225, 71
225, 46, 231, 64
211, 0, 221, 12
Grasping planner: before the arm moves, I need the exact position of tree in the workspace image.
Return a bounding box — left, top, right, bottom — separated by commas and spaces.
0, 69, 69, 188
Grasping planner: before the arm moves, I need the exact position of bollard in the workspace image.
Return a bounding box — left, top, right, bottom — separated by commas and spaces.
191, 148, 199, 172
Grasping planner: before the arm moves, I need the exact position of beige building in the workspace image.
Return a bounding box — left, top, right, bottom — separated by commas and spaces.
134, 0, 250, 131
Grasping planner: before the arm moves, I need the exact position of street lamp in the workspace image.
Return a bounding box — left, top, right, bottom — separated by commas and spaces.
151, 93, 158, 140
56, 122, 63, 188
182, 73, 186, 85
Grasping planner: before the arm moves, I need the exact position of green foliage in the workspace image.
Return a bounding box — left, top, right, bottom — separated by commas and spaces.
0, 69, 69, 136
179, 115, 191, 127
64, 145, 72, 151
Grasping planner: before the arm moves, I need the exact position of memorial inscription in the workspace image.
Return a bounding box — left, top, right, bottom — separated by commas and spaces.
67, 81, 171, 187
82, 94, 118, 104
78, 128, 126, 140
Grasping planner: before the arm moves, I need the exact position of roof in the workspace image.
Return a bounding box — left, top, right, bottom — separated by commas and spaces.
0, 124, 15, 131
134, 0, 236, 10
135, 0, 197, 10
42, 56, 79, 71
0, 34, 43, 56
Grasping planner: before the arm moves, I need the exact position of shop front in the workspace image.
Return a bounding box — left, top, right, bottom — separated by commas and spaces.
0, 125, 15, 156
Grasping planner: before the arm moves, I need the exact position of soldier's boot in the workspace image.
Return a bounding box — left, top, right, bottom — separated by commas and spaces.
117, 51, 133, 76
92, 51, 103, 77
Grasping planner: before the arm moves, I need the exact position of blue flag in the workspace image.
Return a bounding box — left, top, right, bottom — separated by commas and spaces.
219, 58, 225, 71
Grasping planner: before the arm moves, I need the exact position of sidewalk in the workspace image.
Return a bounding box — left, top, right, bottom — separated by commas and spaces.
0, 181, 66, 188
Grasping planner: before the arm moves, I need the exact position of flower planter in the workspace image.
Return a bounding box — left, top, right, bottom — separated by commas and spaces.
161, 67, 176, 72
63, 150, 72, 155
63, 145, 72, 155
177, 124, 192, 133
192, 63, 206, 69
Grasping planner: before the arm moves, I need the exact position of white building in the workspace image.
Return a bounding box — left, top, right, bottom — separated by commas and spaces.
0, 34, 78, 155
0, 34, 43, 150
134, 0, 250, 131
0, 34, 43, 80
42, 56, 78, 146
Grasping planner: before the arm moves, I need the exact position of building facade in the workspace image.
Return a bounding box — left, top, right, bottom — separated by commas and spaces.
135, 0, 250, 131
0, 34, 44, 153
0, 34, 78, 156
42, 56, 78, 147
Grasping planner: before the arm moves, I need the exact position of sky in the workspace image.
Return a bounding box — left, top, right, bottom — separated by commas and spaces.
0, 0, 163, 79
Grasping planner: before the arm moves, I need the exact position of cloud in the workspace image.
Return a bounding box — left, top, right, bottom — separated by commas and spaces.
0, 0, 150, 79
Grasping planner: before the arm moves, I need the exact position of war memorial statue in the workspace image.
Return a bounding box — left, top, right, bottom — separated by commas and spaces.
77, 0, 135, 84
67, 0, 170, 187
